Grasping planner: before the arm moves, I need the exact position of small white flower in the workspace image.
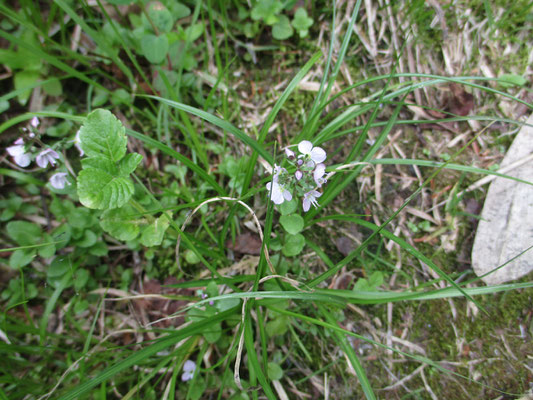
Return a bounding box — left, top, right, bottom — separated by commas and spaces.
74, 130, 84, 156
181, 360, 196, 382
302, 190, 322, 212
298, 140, 326, 163
50, 172, 70, 189
30, 116, 40, 128
7, 140, 31, 167
266, 181, 292, 205
284, 147, 295, 158
313, 163, 326, 187
36, 148, 60, 168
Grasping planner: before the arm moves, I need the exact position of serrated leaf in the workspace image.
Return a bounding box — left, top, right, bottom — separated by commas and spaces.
81, 156, 118, 174
118, 153, 143, 176
272, 15, 293, 40
140, 214, 171, 247
100, 206, 140, 241
77, 168, 134, 210
279, 214, 304, 234
141, 33, 169, 64
7, 221, 41, 246
282, 233, 305, 257
79, 109, 127, 162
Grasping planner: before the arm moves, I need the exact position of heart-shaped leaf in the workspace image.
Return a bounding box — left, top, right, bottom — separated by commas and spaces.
141, 33, 169, 64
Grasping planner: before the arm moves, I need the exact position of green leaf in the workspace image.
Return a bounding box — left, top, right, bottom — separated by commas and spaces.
206, 281, 218, 298
79, 109, 127, 162
9, 249, 35, 268
279, 199, 297, 215
147, 3, 174, 33
251, 0, 283, 24
100, 206, 140, 241
169, 2, 190, 20
47, 257, 70, 279
46, 120, 72, 138
185, 23, 204, 42
77, 168, 134, 210
140, 214, 171, 247
267, 362, 283, 380
292, 8, 313, 38
76, 230, 98, 248
81, 156, 117, 174
498, 73, 527, 88
6, 221, 41, 246
74, 268, 90, 291
42, 79, 63, 96
279, 214, 304, 234
282, 233, 305, 257
14, 70, 40, 105
118, 153, 143, 176
38, 234, 56, 258
184, 249, 201, 264
141, 33, 169, 64
272, 15, 293, 40
265, 316, 289, 337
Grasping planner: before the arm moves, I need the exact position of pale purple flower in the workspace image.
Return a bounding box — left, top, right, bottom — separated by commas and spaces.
302, 190, 321, 212
30, 116, 39, 128
50, 172, 70, 189
295, 170, 303, 180
284, 148, 295, 158
298, 140, 326, 163
7, 139, 31, 167
36, 148, 60, 168
74, 130, 84, 156
313, 163, 326, 187
181, 360, 196, 382
266, 181, 292, 205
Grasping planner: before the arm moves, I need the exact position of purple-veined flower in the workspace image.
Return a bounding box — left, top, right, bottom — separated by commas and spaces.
313, 163, 326, 187
36, 148, 60, 168
302, 190, 321, 212
181, 360, 196, 382
50, 172, 70, 189
298, 140, 326, 163
74, 130, 84, 156
266, 181, 292, 205
7, 139, 31, 167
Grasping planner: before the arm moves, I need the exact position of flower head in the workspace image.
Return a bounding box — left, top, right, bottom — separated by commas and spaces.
302, 190, 322, 212
284, 147, 295, 158
50, 172, 70, 189
36, 148, 60, 168
30, 116, 40, 128
298, 140, 326, 164
266, 181, 292, 205
181, 360, 196, 382
7, 139, 31, 167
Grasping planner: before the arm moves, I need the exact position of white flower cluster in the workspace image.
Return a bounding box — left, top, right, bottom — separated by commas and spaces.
266, 140, 328, 212
5, 117, 75, 189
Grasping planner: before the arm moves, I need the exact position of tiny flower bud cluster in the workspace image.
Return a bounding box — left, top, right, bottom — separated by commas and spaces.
4, 117, 72, 190
266, 140, 328, 212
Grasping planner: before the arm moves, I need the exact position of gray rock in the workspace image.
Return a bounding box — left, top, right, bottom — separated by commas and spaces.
472, 114, 533, 285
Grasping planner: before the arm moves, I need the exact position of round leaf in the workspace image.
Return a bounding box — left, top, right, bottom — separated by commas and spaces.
267, 362, 283, 381
282, 233, 305, 257
141, 33, 169, 64
147, 3, 174, 33
279, 199, 297, 215
272, 15, 293, 40
77, 168, 134, 210
279, 214, 304, 234
100, 206, 140, 241
7, 221, 41, 246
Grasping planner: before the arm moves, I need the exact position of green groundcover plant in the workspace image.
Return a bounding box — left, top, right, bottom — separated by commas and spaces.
1, 1, 532, 399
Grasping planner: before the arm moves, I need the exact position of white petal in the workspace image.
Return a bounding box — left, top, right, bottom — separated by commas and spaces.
14, 153, 31, 167
314, 164, 325, 179
298, 140, 313, 154
284, 148, 295, 158
282, 188, 292, 201
183, 360, 196, 373
7, 145, 24, 157
302, 197, 311, 212
310, 146, 326, 163
295, 170, 303, 180
36, 154, 48, 168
